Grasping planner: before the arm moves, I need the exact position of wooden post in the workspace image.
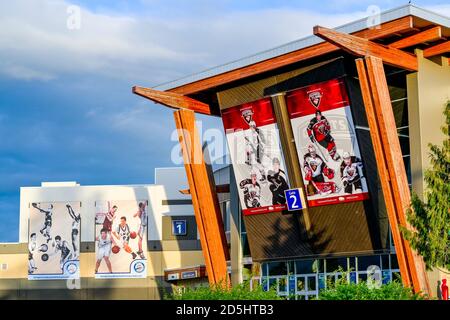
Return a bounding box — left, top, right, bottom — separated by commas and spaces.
271, 93, 312, 237
174, 109, 230, 286
356, 56, 430, 295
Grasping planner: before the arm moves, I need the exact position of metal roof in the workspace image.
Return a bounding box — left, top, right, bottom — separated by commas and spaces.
154, 4, 450, 91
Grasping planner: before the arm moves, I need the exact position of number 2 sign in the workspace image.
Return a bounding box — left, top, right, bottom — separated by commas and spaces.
284, 188, 307, 212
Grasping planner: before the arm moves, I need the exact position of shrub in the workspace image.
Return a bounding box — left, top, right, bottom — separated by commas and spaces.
318, 273, 425, 300
167, 280, 282, 300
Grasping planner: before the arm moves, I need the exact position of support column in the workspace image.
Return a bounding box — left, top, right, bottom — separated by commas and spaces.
174, 109, 230, 286
356, 56, 430, 295
271, 93, 312, 237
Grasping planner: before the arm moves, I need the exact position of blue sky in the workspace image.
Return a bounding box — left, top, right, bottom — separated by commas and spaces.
1, 0, 449, 242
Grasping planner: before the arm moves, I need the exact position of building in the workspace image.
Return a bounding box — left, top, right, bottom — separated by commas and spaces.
135, 4, 450, 298
0, 168, 215, 299
1, 4, 449, 300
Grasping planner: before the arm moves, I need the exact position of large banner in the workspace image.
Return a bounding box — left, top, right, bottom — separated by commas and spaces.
286, 78, 369, 207
222, 98, 290, 215
94, 200, 147, 279
28, 202, 81, 280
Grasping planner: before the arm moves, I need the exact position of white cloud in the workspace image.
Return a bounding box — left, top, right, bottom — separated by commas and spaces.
0, 0, 366, 85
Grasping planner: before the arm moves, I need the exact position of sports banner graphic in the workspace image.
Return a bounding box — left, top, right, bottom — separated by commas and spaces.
94, 200, 148, 279
28, 202, 81, 280
286, 78, 369, 207
222, 98, 290, 215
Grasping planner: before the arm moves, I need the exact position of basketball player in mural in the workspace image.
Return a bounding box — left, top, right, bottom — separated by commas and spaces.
32, 203, 54, 244
28, 233, 38, 274
95, 228, 113, 273
306, 110, 341, 161
112, 216, 138, 260
133, 202, 147, 260
241, 108, 267, 181
103, 205, 118, 233
239, 170, 262, 209
303, 144, 337, 196
66, 204, 81, 259
267, 157, 289, 205
52, 235, 74, 271
340, 152, 364, 194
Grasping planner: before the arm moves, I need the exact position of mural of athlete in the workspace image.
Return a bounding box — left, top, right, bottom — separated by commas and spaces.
53, 235, 74, 271
267, 158, 289, 205
66, 204, 81, 259
240, 171, 261, 209
303, 144, 337, 196
133, 202, 147, 259
340, 152, 364, 194
32, 203, 53, 244
112, 216, 138, 260
307, 110, 340, 161
95, 228, 113, 273
28, 233, 38, 274
242, 109, 266, 167
103, 205, 118, 233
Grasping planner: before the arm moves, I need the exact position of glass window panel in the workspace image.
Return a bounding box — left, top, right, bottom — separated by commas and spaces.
349, 257, 356, 272
268, 261, 287, 276
312, 260, 323, 273
295, 260, 316, 274
358, 273, 368, 283
392, 99, 409, 128
357, 255, 381, 272
392, 272, 402, 282
326, 257, 348, 273
381, 255, 390, 270
297, 277, 305, 291
307, 276, 317, 291
391, 254, 399, 270
241, 233, 251, 257
278, 277, 288, 293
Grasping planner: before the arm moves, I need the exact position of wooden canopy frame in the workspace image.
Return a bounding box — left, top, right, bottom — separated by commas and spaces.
132, 17, 448, 294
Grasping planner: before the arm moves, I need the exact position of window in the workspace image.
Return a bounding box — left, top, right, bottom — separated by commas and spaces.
268, 261, 287, 276
357, 255, 381, 272
390, 254, 399, 270
295, 259, 316, 274
325, 257, 348, 273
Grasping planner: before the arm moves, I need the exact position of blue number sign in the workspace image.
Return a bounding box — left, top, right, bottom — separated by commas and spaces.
284, 188, 306, 211
172, 220, 187, 236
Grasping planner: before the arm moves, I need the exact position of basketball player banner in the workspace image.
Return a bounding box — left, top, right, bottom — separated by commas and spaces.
286, 78, 369, 207
28, 202, 81, 280
94, 200, 148, 279
222, 97, 290, 216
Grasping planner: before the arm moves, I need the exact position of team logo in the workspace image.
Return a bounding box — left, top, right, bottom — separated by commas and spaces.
133, 261, 145, 273
308, 90, 323, 109
66, 263, 78, 275
241, 108, 254, 125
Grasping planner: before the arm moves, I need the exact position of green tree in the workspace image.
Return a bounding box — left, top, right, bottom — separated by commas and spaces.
402, 101, 450, 270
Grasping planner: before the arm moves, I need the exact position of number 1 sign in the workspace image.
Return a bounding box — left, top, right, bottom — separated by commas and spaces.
284, 188, 307, 212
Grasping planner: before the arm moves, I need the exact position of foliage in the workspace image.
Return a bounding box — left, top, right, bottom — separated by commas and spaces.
166, 280, 282, 300
402, 101, 450, 270
318, 270, 425, 300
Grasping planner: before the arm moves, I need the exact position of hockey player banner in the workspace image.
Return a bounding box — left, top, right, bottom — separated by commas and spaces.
286, 78, 369, 207
222, 97, 290, 215
94, 200, 148, 279
28, 202, 81, 280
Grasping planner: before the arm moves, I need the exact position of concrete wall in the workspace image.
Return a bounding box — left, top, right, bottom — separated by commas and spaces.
407, 51, 450, 198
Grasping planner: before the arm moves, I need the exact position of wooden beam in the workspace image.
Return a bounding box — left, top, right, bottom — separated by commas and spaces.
313, 26, 418, 71
362, 55, 430, 295
174, 109, 230, 286
271, 93, 312, 238
389, 26, 442, 49
423, 40, 450, 58
355, 58, 413, 289
180, 184, 230, 195
168, 16, 414, 95
132, 86, 211, 115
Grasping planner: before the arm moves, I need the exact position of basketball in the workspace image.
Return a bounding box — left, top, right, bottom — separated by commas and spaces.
39, 244, 48, 252
130, 231, 137, 239
112, 245, 120, 254
41, 253, 49, 262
